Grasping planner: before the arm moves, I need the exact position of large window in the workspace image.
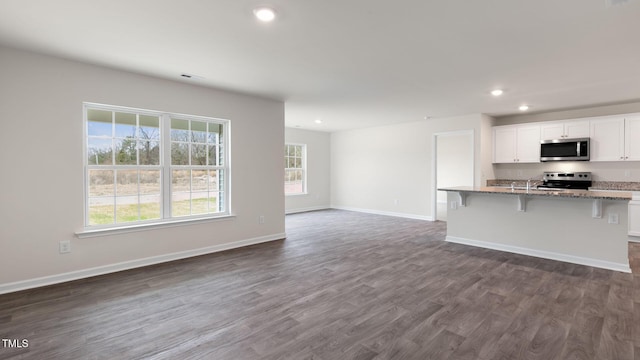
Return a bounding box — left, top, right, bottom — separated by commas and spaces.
84, 103, 230, 228
284, 144, 306, 195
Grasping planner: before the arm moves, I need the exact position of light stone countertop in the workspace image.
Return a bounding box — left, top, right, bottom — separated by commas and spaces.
438, 186, 633, 201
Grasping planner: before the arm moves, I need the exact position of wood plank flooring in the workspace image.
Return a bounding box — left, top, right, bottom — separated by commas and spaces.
1, 209, 639, 359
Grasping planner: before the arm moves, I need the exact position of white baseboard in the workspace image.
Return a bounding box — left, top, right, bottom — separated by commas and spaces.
331, 206, 434, 221
446, 235, 631, 273
285, 206, 330, 214
0, 233, 286, 295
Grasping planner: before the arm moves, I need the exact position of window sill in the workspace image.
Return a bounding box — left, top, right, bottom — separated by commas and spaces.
285, 192, 309, 197
76, 214, 236, 239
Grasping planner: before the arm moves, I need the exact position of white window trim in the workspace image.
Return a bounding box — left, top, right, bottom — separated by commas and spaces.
285, 143, 307, 196
82, 102, 231, 231
75, 214, 236, 238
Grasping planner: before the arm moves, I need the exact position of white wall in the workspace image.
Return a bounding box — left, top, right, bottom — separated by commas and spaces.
493, 102, 640, 182
0, 46, 285, 292
330, 114, 490, 220
284, 128, 331, 213
436, 132, 474, 203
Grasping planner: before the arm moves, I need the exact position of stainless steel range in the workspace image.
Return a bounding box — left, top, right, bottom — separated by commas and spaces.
537, 172, 592, 190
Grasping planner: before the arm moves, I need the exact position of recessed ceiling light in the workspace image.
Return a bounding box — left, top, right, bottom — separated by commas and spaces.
491, 89, 503, 96
314, 119, 323, 124
254, 7, 276, 22
519, 105, 530, 111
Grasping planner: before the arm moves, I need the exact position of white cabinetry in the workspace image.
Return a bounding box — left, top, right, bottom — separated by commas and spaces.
590, 115, 640, 162
540, 120, 590, 140
625, 116, 640, 161
493, 124, 540, 163
493, 112, 640, 163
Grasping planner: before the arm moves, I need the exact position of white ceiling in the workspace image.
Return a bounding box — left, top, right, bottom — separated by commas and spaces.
1, 0, 639, 132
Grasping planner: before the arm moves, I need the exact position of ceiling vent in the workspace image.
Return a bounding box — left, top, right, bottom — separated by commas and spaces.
180, 73, 205, 80
605, 0, 631, 7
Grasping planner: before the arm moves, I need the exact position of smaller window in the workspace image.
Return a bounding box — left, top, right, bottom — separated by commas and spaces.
284, 144, 306, 195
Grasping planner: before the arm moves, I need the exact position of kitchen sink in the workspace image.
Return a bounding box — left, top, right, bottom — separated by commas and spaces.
492, 185, 527, 190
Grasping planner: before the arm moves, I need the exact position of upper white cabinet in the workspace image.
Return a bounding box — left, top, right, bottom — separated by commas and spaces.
625, 116, 640, 161
493, 112, 640, 164
540, 120, 590, 140
590, 115, 640, 162
493, 124, 540, 163
590, 117, 625, 161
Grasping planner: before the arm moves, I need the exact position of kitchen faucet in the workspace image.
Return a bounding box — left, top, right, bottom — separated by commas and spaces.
526, 177, 544, 191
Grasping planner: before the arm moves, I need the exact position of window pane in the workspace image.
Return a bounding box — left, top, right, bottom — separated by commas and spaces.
87, 120, 112, 137
87, 109, 112, 137
88, 170, 114, 197
140, 195, 161, 220
115, 196, 139, 223
115, 138, 137, 165
171, 142, 189, 165
139, 170, 161, 195
191, 192, 208, 214
114, 112, 137, 138
192, 170, 208, 191
218, 170, 224, 191
191, 121, 207, 143
139, 115, 160, 141
172, 170, 190, 192
138, 140, 160, 165
295, 158, 302, 168
88, 137, 113, 165
171, 119, 189, 141
116, 170, 138, 196
208, 193, 218, 213
207, 145, 216, 166
208, 123, 221, 144
172, 193, 190, 217
218, 145, 224, 166
171, 168, 191, 216
88, 198, 114, 225
217, 192, 224, 212
191, 144, 207, 165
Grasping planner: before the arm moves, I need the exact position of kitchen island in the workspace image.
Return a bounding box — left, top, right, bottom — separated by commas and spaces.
439, 186, 633, 272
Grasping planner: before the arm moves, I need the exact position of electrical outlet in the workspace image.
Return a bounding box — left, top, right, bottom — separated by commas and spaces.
608, 213, 619, 224
258, 215, 265, 224
59, 240, 71, 254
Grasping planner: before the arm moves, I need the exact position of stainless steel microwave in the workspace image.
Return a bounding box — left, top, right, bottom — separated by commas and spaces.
540, 137, 590, 162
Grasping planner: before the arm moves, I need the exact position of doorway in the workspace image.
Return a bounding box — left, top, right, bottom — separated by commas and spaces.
433, 130, 474, 221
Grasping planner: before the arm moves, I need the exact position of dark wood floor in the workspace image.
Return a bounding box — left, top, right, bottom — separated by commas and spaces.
1, 209, 639, 359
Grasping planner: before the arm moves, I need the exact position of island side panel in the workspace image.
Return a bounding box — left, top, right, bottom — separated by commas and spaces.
445, 191, 630, 272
